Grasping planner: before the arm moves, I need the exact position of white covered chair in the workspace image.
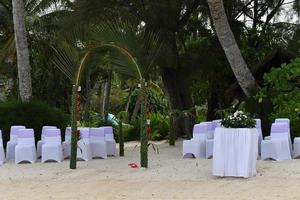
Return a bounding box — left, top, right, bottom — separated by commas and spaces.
15, 129, 36, 164
275, 118, 292, 155
77, 127, 92, 161
6, 125, 26, 161
90, 128, 107, 159
0, 130, 5, 165
255, 119, 263, 155
183, 122, 211, 158
37, 126, 57, 158
41, 129, 63, 163
62, 127, 71, 158
261, 123, 292, 161
62, 127, 93, 161
103, 126, 116, 156
212, 119, 221, 129
205, 139, 214, 159
293, 137, 300, 158
205, 120, 220, 159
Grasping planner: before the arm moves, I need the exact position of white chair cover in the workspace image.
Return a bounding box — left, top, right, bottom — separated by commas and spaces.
6, 125, 26, 161
261, 123, 292, 161
0, 130, 5, 165
63, 127, 93, 161
212, 120, 222, 129
77, 127, 92, 161
62, 127, 71, 158
183, 139, 205, 158
293, 137, 300, 158
205, 139, 214, 159
15, 129, 36, 164
274, 118, 292, 155
254, 119, 263, 155
37, 126, 57, 158
41, 129, 63, 163
204, 119, 221, 159
90, 128, 107, 159
103, 126, 116, 156
183, 123, 209, 158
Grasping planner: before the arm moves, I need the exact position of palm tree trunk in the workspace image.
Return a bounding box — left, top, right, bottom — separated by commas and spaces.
207, 0, 257, 97
12, 0, 32, 102
125, 88, 133, 112
83, 67, 92, 121
131, 95, 141, 122
102, 70, 112, 121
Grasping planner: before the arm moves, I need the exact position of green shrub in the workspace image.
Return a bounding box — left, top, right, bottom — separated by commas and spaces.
0, 100, 69, 146
122, 123, 136, 142
195, 105, 207, 123
149, 112, 170, 140
117, 111, 130, 124
118, 113, 170, 141
115, 118, 141, 142
240, 96, 273, 136
255, 58, 300, 138
125, 118, 141, 141
127, 88, 168, 115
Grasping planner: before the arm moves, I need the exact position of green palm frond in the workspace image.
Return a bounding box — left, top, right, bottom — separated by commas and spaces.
25, 0, 69, 16
51, 41, 80, 81
91, 20, 163, 79
52, 20, 163, 87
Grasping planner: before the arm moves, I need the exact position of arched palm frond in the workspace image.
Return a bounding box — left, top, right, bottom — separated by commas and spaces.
91, 20, 163, 80
51, 41, 142, 85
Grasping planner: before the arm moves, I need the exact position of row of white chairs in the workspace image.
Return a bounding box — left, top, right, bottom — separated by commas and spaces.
0, 125, 116, 165
183, 118, 299, 161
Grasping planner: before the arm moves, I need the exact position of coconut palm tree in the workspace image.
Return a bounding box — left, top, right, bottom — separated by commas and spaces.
207, 0, 258, 97
12, 0, 32, 101
1, 0, 72, 101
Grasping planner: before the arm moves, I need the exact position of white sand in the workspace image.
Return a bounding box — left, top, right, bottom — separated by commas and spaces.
1, 140, 300, 200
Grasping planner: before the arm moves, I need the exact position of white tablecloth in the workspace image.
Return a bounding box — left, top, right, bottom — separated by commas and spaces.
213, 128, 258, 178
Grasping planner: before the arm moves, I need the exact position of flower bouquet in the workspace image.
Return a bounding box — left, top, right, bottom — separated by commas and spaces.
221, 110, 256, 128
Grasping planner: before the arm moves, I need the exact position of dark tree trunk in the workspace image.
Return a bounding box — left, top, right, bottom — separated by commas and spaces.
161, 67, 195, 139
83, 67, 91, 121
206, 77, 220, 121
131, 94, 141, 122
125, 88, 133, 112
99, 82, 104, 117
159, 31, 195, 139
102, 70, 112, 120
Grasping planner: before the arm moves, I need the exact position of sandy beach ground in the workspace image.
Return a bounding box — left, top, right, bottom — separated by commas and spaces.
1, 140, 300, 200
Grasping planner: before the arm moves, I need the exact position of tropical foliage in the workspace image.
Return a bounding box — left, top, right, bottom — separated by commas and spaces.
0, 0, 300, 168
256, 58, 300, 137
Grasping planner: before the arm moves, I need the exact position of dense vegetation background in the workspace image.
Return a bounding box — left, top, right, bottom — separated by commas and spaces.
1, 0, 300, 144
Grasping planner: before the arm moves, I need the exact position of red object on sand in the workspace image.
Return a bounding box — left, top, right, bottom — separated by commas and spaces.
128, 162, 138, 168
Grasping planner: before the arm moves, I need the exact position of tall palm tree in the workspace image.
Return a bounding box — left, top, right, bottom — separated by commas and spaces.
12, 0, 32, 101
1, 0, 71, 101
207, 0, 258, 97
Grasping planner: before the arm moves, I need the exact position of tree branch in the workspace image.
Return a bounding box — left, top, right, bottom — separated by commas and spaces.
234, 0, 254, 20
178, 0, 200, 29
261, 0, 285, 32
